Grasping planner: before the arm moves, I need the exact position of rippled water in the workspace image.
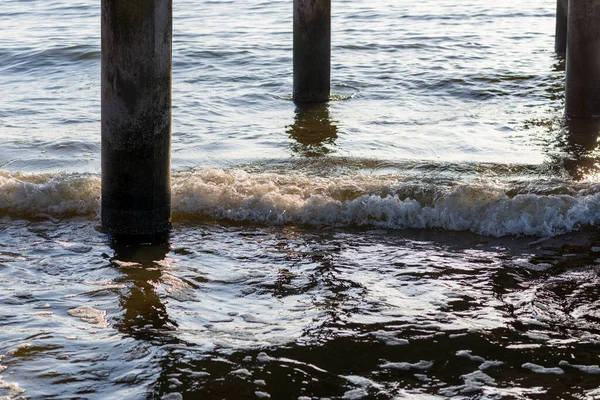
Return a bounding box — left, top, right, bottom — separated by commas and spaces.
2, 0, 600, 398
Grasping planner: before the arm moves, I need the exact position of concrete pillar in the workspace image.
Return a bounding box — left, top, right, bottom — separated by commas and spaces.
101, 0, 172, 236
555, 0, 568, 55
566, 0, 600, 118
293, 0, 331, 103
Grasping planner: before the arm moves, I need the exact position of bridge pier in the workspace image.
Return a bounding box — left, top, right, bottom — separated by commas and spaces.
293, 0, 331, 103
555, 0, 568, 55
566, 0, 600, 118
101, 0, 172, 236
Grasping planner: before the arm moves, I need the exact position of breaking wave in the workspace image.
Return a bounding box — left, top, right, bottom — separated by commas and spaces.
2, 168, 600, 237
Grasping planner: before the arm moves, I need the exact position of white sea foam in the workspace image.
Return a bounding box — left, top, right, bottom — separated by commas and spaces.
3, 168, 600, 237
172, 169, 600, 237
67, 306, 109, 328
456, 350, 485, 363
380, 360, 433, 371
0, 171, 99, 217
438, 370, 496, 396
521, 363, 564, 375
559, 360, 600, 374
0, 375, 25, 400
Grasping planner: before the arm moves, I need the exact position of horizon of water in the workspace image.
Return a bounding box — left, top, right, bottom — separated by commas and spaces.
2, 0, 600, 399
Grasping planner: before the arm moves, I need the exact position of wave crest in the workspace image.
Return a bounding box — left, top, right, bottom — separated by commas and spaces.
0, 171, 100, 218
2, 168, 600, 237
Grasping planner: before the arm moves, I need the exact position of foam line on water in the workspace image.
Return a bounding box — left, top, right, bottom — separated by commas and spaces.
0, 171, 100, 217
3, 168, 600, 237
171, 169, 600, 237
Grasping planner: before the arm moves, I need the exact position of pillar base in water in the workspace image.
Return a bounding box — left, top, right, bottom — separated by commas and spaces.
109, 231, 171, 247
101, 0, 172, 236
101, 208, 172, 237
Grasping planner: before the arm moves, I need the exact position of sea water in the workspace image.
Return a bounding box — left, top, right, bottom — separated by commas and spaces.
2, 0, 600, 398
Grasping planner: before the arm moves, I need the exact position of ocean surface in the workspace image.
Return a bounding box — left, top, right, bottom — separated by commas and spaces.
2, 0, 600, 398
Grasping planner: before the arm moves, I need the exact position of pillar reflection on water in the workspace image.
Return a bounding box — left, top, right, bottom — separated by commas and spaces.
286, 103, 338, 156
559, 118, 600, 181
536, 64, 600, 181
110, 238, 178, 341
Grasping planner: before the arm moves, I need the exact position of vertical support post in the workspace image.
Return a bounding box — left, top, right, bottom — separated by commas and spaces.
555, 0, 568, 55
293, 0, 331, 103
101, 0, 172, 236
566, 0, 600, 118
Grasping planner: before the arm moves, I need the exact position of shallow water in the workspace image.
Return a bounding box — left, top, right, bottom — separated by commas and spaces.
2, 0, 600, 398
2, 220, 600, 399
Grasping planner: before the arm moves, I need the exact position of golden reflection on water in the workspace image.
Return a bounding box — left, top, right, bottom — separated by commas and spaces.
527, 112, 600, 182
110, 239, 178, 341
562, 118, 600, 182
286, 103, 338, 157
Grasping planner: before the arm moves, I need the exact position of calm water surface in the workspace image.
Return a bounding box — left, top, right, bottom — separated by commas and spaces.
2, 0, 600, 399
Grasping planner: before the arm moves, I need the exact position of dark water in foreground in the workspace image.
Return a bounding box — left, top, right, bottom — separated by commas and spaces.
2, 220, 600, 399
3, 0, 600, 398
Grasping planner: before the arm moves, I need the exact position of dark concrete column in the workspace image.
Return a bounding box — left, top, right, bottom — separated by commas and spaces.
566, 0, 600, 118
555, 0, 568, 55
101, 0, 172, 236
293, 0, 331, 103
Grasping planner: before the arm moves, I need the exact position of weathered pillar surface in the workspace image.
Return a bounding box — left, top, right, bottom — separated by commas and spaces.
555, 0, 568, 54
293, 0, 331, 103
566, 0, 600, 118
101, 0, 172, 236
